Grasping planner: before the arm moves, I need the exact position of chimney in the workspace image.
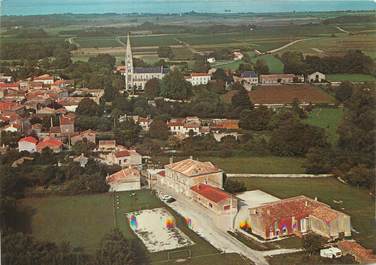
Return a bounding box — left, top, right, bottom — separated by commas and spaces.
314, 197, 317, 201
305, 201, 308, 207
169, 156, 173, 164
189, 155, 193, 160
267, 209, 270, 215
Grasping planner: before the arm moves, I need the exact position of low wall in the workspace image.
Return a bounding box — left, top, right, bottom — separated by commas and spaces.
226, 174, 333, 178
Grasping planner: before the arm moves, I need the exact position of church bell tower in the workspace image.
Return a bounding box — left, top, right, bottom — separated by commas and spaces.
125, 33, 133, 91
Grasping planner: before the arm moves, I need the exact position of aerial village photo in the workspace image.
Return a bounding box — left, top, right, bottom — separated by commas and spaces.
0, 0, 375, 264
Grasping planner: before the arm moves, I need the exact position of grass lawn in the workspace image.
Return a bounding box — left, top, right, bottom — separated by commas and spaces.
20, 190, 252, 264
251, 54, 284, 73
326, 74, 376, 82
156, 155, 306, 174
232, 177, 376, 251
304, 107, 344, 144
267, 252, 356, 265
212, 60, 244, 70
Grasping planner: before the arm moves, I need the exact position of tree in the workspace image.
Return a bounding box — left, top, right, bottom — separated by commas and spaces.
303, 234, 325, 255
144, 78, 161, 99
96, 229, 137, 265
231, 85, 253, 112
224, 179, 246, 194
88, 54, 116, 69
103, 83, 118, 102
160, 69, 192, 100
212, 68, 226, 80
157, 46, 174, 59
254, 59, 269, 74
304, 147, 333, 174
149, 120, 169, 140
53, 48, 72, 69
76, 98, 102, 116
335, 81, 354, 102
239, 106, 272, 131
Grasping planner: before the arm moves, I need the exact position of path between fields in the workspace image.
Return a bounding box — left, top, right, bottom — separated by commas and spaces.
174, 38, 204, 56
67, 37, 80, 48
336, 26, 350, 34
155, 184, 302, 265
267, 38, 314, 54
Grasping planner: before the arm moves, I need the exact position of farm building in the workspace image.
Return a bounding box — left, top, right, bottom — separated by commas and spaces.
259, 74, 296, 84
18, 136, 38, 153
106, 167, 141, 192
190, 183, 238, 215
247, 195, 351, 240
162, 158, 224, 197
307, 71, 326, 83
98, 140, 116, 152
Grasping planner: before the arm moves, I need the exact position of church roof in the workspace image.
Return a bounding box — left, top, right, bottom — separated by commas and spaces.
134, 67, 168, 74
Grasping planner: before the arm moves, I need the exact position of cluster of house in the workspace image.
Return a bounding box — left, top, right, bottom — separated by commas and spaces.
106, 157, 352, 244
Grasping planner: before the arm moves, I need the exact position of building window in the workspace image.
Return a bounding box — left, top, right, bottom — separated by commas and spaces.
209, 203, 213, 208
224, 205, 230, 210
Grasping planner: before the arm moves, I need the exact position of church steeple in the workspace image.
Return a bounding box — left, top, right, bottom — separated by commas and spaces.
125, 32, 134, 91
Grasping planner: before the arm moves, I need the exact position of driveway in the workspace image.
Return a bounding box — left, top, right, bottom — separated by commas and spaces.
155, 184, 302, 265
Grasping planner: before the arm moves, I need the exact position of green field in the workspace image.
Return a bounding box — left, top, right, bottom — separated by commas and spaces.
327, 73, 376, 82
75, 37, 121, 48
212, 60, 244, 70
304, 107, 344, 144
156, 156, 306, 174
251, 54, 284, 73
233, 177, 376, 251
19, 190, 254, 264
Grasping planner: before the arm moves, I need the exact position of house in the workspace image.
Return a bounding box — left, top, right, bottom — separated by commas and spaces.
18, 136, 38, 153
185, 73, 211, 86
59, 115, 75, 134
247, 195, 351, 240
73, 153, 89, 167
106, 167, 141, 191
162, 158, 224, 197
307, 72, 326, 83
259, 74, 296, 84
33, 74, 54, 85
190, 183, 238, 215
207, 57, 216, 63
36, 137, 63, 153
111, 149, 142, 168
234, 71, 259, 91
98, 140, 116, 152
337, 240, 376, 264
167, 117, 201, 138
71, 129, 96, 145
233, 51, 244, 61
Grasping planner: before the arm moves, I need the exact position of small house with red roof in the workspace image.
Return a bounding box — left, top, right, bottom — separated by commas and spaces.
110, 148, 142, 168
33, 74, 54, 85
248, 195, 351, 240
337, 240, 376, 264
191, 183, 238, 215
36, 137, 63, 153
18, 136, 38, 153
59, 115, 75, 134
106, 167, 141, 191
71, 129, 96, 145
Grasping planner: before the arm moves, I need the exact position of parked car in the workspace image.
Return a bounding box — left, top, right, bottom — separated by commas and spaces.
320, 247, 342, 259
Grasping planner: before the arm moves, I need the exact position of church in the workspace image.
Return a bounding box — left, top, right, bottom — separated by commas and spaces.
123, 34, 168, 92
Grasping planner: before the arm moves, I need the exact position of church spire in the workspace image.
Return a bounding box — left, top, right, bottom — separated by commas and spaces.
125, 32, 134, 92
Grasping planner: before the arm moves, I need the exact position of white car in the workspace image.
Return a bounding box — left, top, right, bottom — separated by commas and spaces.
320, 247, 342, 259
161, 194, 172, 201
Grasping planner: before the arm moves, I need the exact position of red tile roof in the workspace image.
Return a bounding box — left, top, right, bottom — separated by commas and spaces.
0, 101, 24, 112
60, 115, 75, 125
37, 137, 63, 151
191, 73, 210, 77
106, 167, 140, 184
19, 136, 38, 145
310, 205, 339, 223
166, 158, 220, 177
115, 150, 130, 158
338, 240, 376, 264
191, 183, 231, 203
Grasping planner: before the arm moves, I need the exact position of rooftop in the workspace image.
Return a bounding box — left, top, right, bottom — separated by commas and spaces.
19, 136, 38, 145
191, 183, 231, 203
106, 167, 141, 184
165, 158, 221, 177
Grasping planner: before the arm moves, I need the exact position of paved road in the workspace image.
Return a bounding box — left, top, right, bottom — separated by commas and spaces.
227, 173, 333, 178
267, 38, 313, 54
336, 26, 350, 34
155, 184, 302, 265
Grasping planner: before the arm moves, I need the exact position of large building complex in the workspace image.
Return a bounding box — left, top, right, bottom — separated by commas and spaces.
124, 34, 168, 92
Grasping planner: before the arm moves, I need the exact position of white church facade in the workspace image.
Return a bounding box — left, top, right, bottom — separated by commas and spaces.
123, 34, 168, 92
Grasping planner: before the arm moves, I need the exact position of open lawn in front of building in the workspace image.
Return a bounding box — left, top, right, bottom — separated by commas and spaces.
326, 73, 376, 82
20, 190, 251, 264
304, 107, 344, 144
232, 177, 376, 251
156, 155, 306, 174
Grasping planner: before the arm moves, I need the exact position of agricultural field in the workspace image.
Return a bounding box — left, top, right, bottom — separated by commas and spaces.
232, 177, 376, 251
250, 54, 284, 73
73, 37, 121, 48
19, 190, 252, 264
326, 73, 376, 82
212, 60, 245, 71
304, 107, 344, 144
155, 156, 306, 174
